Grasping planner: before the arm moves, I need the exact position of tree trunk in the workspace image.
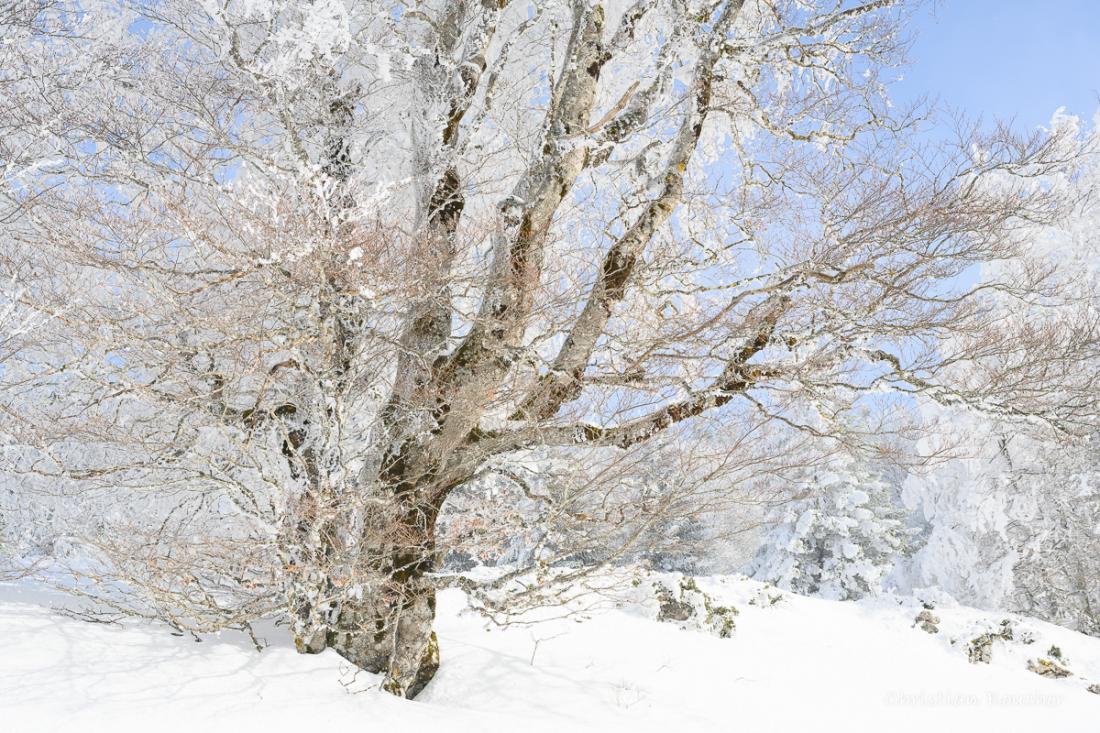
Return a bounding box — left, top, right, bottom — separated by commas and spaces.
326, 571, 440, 699
287, 495, 442, 699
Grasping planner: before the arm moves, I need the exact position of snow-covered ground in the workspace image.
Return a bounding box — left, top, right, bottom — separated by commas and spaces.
2, 574, 1097, 732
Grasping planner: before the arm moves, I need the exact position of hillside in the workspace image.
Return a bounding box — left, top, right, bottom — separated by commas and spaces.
2, 573, 1097, 731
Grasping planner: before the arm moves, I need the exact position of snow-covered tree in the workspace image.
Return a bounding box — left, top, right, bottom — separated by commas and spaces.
899, 111, 1100, 633
2, 1, 1099, 698
750, 460, 911, 599
902, 416, 1100, 635
1010, 439, 1100, 636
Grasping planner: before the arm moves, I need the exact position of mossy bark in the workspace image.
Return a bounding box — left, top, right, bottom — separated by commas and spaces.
324, 575, 439, 699
290, 509, 441, 700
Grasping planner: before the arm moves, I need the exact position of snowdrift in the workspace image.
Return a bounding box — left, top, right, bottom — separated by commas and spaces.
2, 573, 1097, 731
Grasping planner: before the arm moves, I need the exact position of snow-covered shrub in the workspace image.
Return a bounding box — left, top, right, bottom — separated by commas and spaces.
750, 463, 911, 600
652, 576, 737, 638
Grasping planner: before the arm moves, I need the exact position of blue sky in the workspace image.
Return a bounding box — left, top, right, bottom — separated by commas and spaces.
896, 0, 1100, 130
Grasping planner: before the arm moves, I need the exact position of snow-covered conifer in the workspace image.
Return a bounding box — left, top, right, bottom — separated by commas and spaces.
751, 461, 911, 600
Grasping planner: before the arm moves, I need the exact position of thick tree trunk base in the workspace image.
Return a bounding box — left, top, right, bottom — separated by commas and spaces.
381, 630, 439, 699
295, 582, 439, 699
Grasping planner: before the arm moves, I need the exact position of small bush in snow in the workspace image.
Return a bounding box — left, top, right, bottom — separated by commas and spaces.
652, 577, 737, 638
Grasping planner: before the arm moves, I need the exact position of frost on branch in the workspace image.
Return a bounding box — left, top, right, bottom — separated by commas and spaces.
2, 0, 1099, 700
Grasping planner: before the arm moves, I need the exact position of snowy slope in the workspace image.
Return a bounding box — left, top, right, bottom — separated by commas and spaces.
2, 574, 1098, 732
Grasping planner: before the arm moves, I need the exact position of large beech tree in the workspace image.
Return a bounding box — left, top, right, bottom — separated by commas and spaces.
2, 0, 1098, 697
